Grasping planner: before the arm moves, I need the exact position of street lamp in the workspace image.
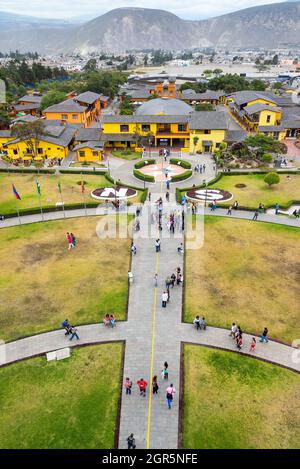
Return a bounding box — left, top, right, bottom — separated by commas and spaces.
203, 180, 208, 208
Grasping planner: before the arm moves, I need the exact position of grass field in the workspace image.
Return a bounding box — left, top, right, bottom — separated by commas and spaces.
0, 343, 123, 449
210, 173, 300, 208
0, 172, 142, 215
183, 345, 300, 449
111, 150, 141, 161
0, 217, 131, 341
185, 217, 300, 342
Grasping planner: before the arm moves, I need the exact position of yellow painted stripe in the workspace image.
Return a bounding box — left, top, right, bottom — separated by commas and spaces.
146, 251, 159, 449
146, 167, 164, 449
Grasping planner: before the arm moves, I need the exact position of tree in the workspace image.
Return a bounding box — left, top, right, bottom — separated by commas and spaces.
195, 103, 214, 112
11, 121, 46, 159
40, 91, 66, 111
264, 172, 280, 187
262, 153, 273, 164
193, 136, 199, 153
120, 96, 134, 115
83, 59, 97, 72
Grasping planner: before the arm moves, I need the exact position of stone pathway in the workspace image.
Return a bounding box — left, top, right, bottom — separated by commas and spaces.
1, 190, 300, 450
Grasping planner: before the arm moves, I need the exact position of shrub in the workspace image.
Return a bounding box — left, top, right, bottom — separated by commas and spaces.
133, 169, 155, 183
264, 172, 280, 187
171, 170, 193, 183
262, 153, 273, 164
134, 159, 155, 169
169, 158, 191, 169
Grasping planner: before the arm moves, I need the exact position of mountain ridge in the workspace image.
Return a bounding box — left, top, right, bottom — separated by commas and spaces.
0, 3, 299, 53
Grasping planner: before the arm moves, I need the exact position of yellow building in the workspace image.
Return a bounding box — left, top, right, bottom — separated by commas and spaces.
43, 91, 102, 128
74, 142, 104, 162
0, 130, 15, 152
3, 124, 76, 162
227, 91, 287, 140
102, 98, 229, 153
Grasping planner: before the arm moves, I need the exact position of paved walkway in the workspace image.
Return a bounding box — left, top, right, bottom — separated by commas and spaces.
1, 190, 300, 450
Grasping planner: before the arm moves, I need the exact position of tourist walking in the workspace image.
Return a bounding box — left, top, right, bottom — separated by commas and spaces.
154, 273, 158, 287
152, 375, 159, 394
61, 319, 71, 335
162, 291, 168, 308
69, 326, 79, 341
171, 273, 176, 287
253, 210, 259, 221
233, 200, 239, 210
166, 384, 176, 410
155, 238, 161, 252
131, 242, 137, 255
124, 377, 133, 395
166, 191, 170, 202
259, 327, 269, 343
275, 202, 280, 215
162, 361, 169, 380
229, 322, 237, 338
66, 232, 74, 250
249, 338, 256, 352
127, 434, 136, 449
148, 192, 151, 202
137, 378, 148, 397
227, 205, 232, 215
71, 233, 76, 247
193, 315, 201, 330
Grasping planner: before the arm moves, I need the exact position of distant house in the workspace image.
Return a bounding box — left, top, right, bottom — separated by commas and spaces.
10, 94, 44, 117
43, 91, 102, 128
181, 89, 225, 106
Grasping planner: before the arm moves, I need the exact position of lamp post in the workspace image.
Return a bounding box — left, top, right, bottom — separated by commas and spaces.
203, 180, 208, 208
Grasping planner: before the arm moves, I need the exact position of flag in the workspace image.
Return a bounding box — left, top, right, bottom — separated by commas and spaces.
36, 179, 41, 196
58, 181, 62, 194
12, 184, 21, 200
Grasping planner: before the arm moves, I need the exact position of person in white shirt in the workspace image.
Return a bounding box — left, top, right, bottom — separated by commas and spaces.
229, 322, 238, 338
162, 291, 168, 308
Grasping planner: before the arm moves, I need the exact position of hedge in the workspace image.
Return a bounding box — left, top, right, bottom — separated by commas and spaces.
0, 168, 55, 174
134, 159, 156, 169
133, 169, 155, 183
59, 169, 107, 175
171, 170, 193, 183
169, 158, 191, 169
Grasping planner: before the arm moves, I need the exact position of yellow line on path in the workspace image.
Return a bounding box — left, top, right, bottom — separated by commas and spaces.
146, 163, 164, 449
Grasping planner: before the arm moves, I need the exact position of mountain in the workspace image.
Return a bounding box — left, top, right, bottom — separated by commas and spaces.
0, 11, 72, 31
0, 3, 299, 53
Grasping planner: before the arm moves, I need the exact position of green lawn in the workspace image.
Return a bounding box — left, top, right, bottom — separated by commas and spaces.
0, 172, 142, 216
183, 345, 300, 449
111, 150, 141, 161
0, 343, 123, 449
210, 173, 300, 209
0, 217, 131, 341
185, 217, 300, 342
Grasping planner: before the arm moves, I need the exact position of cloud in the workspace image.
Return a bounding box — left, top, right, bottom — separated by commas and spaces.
0, 0, 285, 20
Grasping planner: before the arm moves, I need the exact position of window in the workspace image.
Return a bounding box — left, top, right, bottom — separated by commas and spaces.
266, 115, 271, 123
92, 151, 99, 156
142, 124, 150, 132
79, 151, 85, 157
178, 124, 186, 132
120, 125, 129, 132
72, 114, 78, 119
38, 148, 43, 154
61, 114, 68, 120
204, 129, 211, 134
13, 149, 18, 155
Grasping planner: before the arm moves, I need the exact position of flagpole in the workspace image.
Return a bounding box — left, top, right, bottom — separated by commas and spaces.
58, 178, 66, 219
36, 178, 44, 221
81, 172, 87, 217
15, 198, 21, 225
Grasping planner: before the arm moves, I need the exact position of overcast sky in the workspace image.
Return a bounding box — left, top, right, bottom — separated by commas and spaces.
0, 0, 288, 20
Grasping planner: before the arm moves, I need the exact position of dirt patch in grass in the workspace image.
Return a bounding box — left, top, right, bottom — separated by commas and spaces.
183, 345, 300, 449
185, 217, 300, 342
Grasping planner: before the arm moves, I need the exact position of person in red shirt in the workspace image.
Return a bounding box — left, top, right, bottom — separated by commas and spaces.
137, 378, 148, 397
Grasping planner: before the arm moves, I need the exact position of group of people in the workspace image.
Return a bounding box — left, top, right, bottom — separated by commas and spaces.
194, 163, 206, 174
124, 361, 176, 409
162, 267, 183, 307
193, 315, 207, 331
66, 232, 76, 250
61, 319, 80, 341
229, 323, 269, 351
103, 314, 116, 328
